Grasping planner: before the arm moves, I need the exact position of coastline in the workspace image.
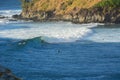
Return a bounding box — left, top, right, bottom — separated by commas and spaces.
1, 0, 120, 80
13, 7, 120, 24
13, 0, 120, 24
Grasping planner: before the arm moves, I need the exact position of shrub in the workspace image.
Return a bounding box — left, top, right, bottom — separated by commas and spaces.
95, 0, 120, 8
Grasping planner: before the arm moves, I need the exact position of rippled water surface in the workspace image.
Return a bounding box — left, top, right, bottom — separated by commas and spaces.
0, 0, 120, 80
0, 21, 120, 80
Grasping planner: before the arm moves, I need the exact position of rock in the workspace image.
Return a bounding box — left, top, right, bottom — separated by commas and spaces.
12, 15, 19, 18
0, 65, 21, 80
19, 0, 120, 24
0, 15, 5, 19
12, 14, 22, 19
62, 15, 72, 21
75, 7, 120, 23
19, 1, 120, 24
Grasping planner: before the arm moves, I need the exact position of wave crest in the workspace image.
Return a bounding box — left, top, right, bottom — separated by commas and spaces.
0, 10, 21, 17
0, 23, 98, 43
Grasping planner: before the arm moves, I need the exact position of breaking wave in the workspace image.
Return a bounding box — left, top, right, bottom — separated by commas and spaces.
0, 9, 22, 25
0, 23, 98, 43
0, 9, 21, 17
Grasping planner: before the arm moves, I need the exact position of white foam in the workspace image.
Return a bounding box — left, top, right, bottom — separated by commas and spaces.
0, 9, 22, 24
87, 28, 120, 43
0, 19, 9, 24
0, 18, 20, 25
0, 10, 21, 17
0, 19, 5, 23
0, 23, 97, 43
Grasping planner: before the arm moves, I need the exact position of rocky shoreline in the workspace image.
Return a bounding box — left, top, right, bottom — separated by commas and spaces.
13, 7, 120, 24
0, 65, 21, 80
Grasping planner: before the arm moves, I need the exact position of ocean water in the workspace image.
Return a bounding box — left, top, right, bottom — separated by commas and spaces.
0, 0, 120, 80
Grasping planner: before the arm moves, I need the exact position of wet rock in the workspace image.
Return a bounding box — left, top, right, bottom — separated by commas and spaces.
12, 14, 21, 19
0, 15, 5, 19
75, 7, 120, 23
0, 65, 21, 80
20, 6, 120, 24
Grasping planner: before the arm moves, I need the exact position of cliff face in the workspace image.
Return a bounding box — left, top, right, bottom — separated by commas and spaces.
20, 0, 120, 23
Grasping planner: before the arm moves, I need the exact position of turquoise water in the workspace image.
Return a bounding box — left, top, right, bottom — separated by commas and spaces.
0, 0, 120, 80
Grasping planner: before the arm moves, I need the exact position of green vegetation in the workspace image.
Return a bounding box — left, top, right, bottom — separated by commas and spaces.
21, 0, 30, 11
21, 0, 120, 15
21, 0, 36, 11
95, 0, 120, 8
21, 0, 102, 15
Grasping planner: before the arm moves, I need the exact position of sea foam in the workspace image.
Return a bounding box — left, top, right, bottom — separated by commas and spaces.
0, 22, 97, 43
0, 10, 21, 17
0, 9, 22, 24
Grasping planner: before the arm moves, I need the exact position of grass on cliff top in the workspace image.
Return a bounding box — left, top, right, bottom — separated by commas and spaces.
95, 0, 120, 8
21, 0, 102, 15
21, 0, 120, 15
